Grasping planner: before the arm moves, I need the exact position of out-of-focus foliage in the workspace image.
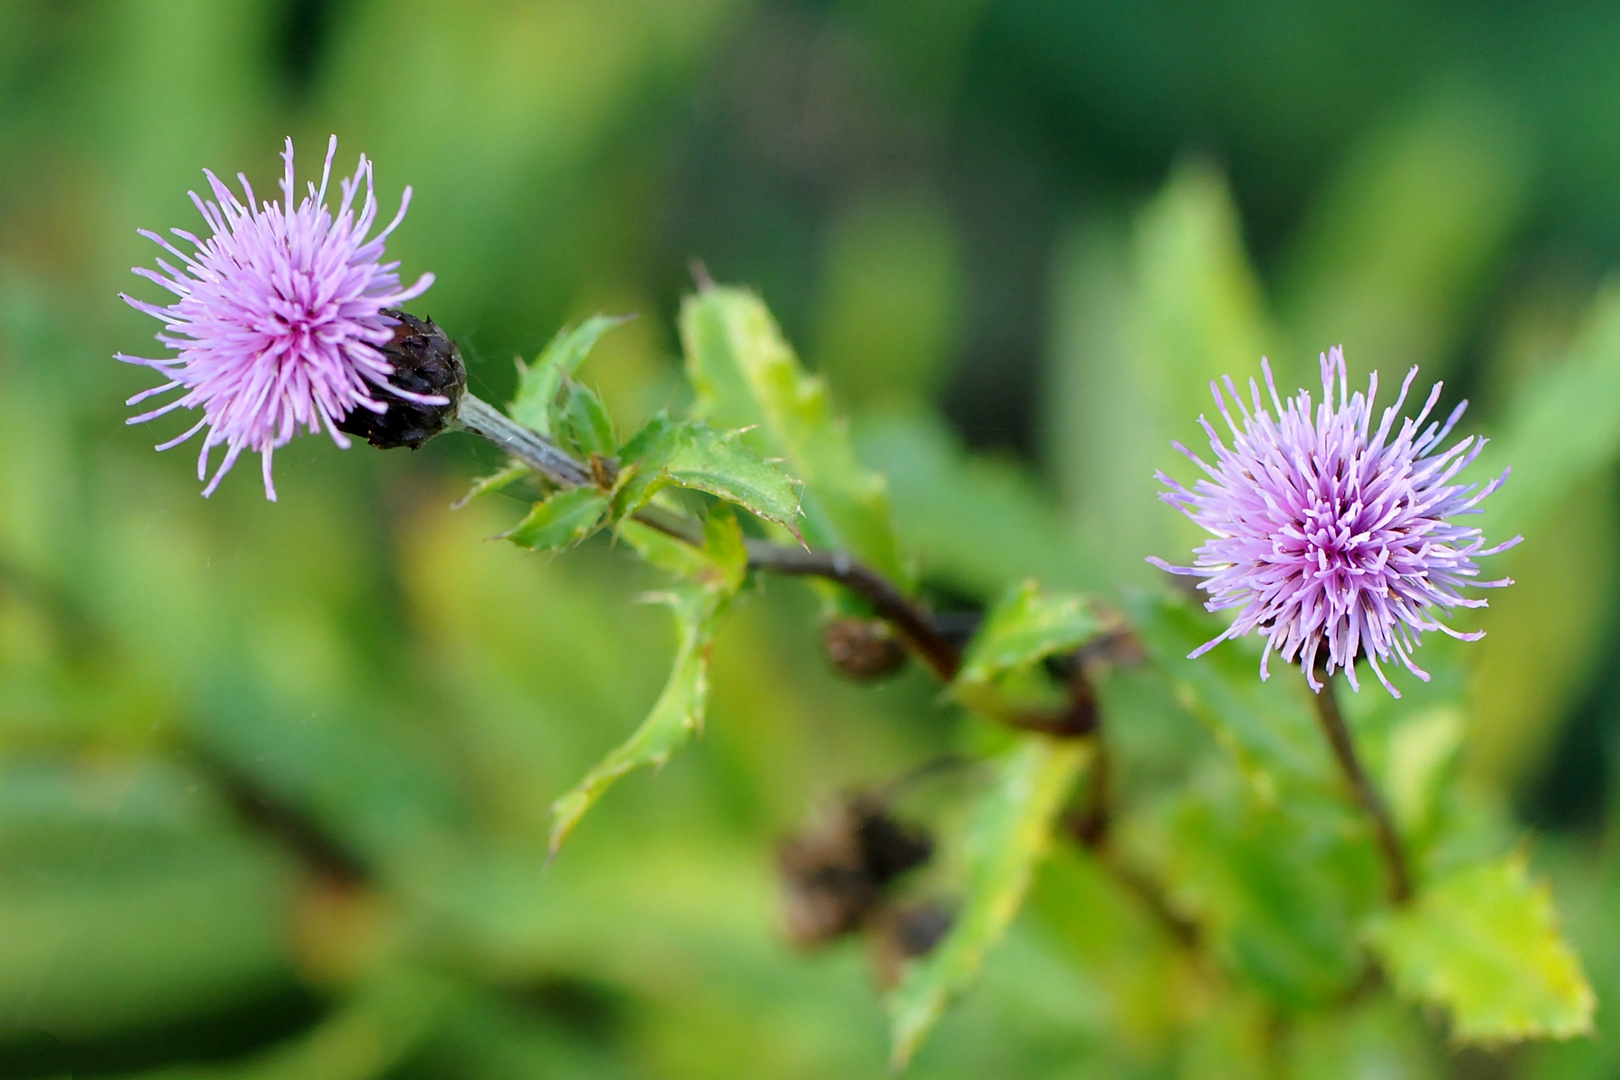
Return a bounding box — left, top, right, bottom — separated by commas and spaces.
1369, 854, 1595, 1043
5, 1, 1620, 1078
889, 735, 1088, 1069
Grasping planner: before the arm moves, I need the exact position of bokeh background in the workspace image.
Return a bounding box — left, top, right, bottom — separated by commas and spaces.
4, 1, 1620, 1076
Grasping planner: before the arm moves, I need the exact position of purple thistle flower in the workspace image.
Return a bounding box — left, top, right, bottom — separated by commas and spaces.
1149, 347, 1519, 698
117, 136, 437, 500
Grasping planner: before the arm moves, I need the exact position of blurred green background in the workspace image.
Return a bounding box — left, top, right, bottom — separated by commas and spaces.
6, 1, 1620, 1076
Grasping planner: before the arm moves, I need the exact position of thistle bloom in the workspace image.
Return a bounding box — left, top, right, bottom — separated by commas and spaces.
1149, 347, 1518, 697
117, 136, 436, 500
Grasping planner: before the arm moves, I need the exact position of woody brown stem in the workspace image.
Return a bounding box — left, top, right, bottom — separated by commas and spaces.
1311, 671, 1412, 905
740, 542, 961, 682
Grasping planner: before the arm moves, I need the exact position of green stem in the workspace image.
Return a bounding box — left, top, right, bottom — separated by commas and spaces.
453, 393, 595, 488
1311, 671, 1412, 905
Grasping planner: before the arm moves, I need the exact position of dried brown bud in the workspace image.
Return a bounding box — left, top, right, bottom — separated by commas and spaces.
336, 310, 466, 450
777, 795, 932, 947
867, 901, 954, 988
822, 618, 908, 681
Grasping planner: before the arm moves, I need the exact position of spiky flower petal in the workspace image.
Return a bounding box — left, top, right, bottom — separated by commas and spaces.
117, 136, 436, 500
1149, 347, 1519, 697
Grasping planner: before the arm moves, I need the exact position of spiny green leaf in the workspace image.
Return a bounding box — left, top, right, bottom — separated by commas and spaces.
510, 314, 629, 436
680, 285, 907, 586
502, 487, 610, 551
548, 509, 747, 855
614, 414, 801, 529
1367, 853, 1594, 1044
956, 580, 1107, 690
888, 735, 1087, 1069
453, 461, 532, 509
555, 378, 617, 459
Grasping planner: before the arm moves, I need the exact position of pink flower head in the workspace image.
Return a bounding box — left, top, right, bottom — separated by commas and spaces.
117, 136, 437, 500
1149, 347, 1519, 697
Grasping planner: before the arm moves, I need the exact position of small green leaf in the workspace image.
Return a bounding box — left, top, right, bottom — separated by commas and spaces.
548, 508, 747, 855
956, 580, 1106, 690
452, 461, 531, 509
1367, 853, 1594, 1044
888, 735, 1088, 1068
555, 378, 617, 459
681, 286, 907, 586
510, 314, 629, 436
615, 414, 801, 529
502, 487, 610, 551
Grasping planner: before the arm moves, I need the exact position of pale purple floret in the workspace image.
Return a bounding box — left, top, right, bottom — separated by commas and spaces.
117, 136, 437, 500
1149, 347, 1519, 698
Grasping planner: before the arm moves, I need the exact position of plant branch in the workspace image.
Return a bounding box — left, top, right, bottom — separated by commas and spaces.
190, 746, 370, 887
741, 542, 961, 682
1311, 671, 1412, 905
454, 393, 595, 488
1063, 753, 1201, 951
453, 394, 963, 681
1060, 663, 1199, 951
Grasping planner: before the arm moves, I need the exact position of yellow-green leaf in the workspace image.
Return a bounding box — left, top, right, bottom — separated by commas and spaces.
888, 735, 1088, 1068
548, 509, 747, 855
1367, 853, 1594, 1044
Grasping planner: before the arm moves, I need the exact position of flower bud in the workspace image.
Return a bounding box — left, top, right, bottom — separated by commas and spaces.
777, 795, 932, 947
868, 901, 954, 987
822, 617, 907, 681
337, 311, 466, 450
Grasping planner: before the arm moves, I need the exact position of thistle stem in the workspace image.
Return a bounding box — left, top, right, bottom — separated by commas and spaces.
1311, 671, 1411, 905
454, 393, 595, 489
